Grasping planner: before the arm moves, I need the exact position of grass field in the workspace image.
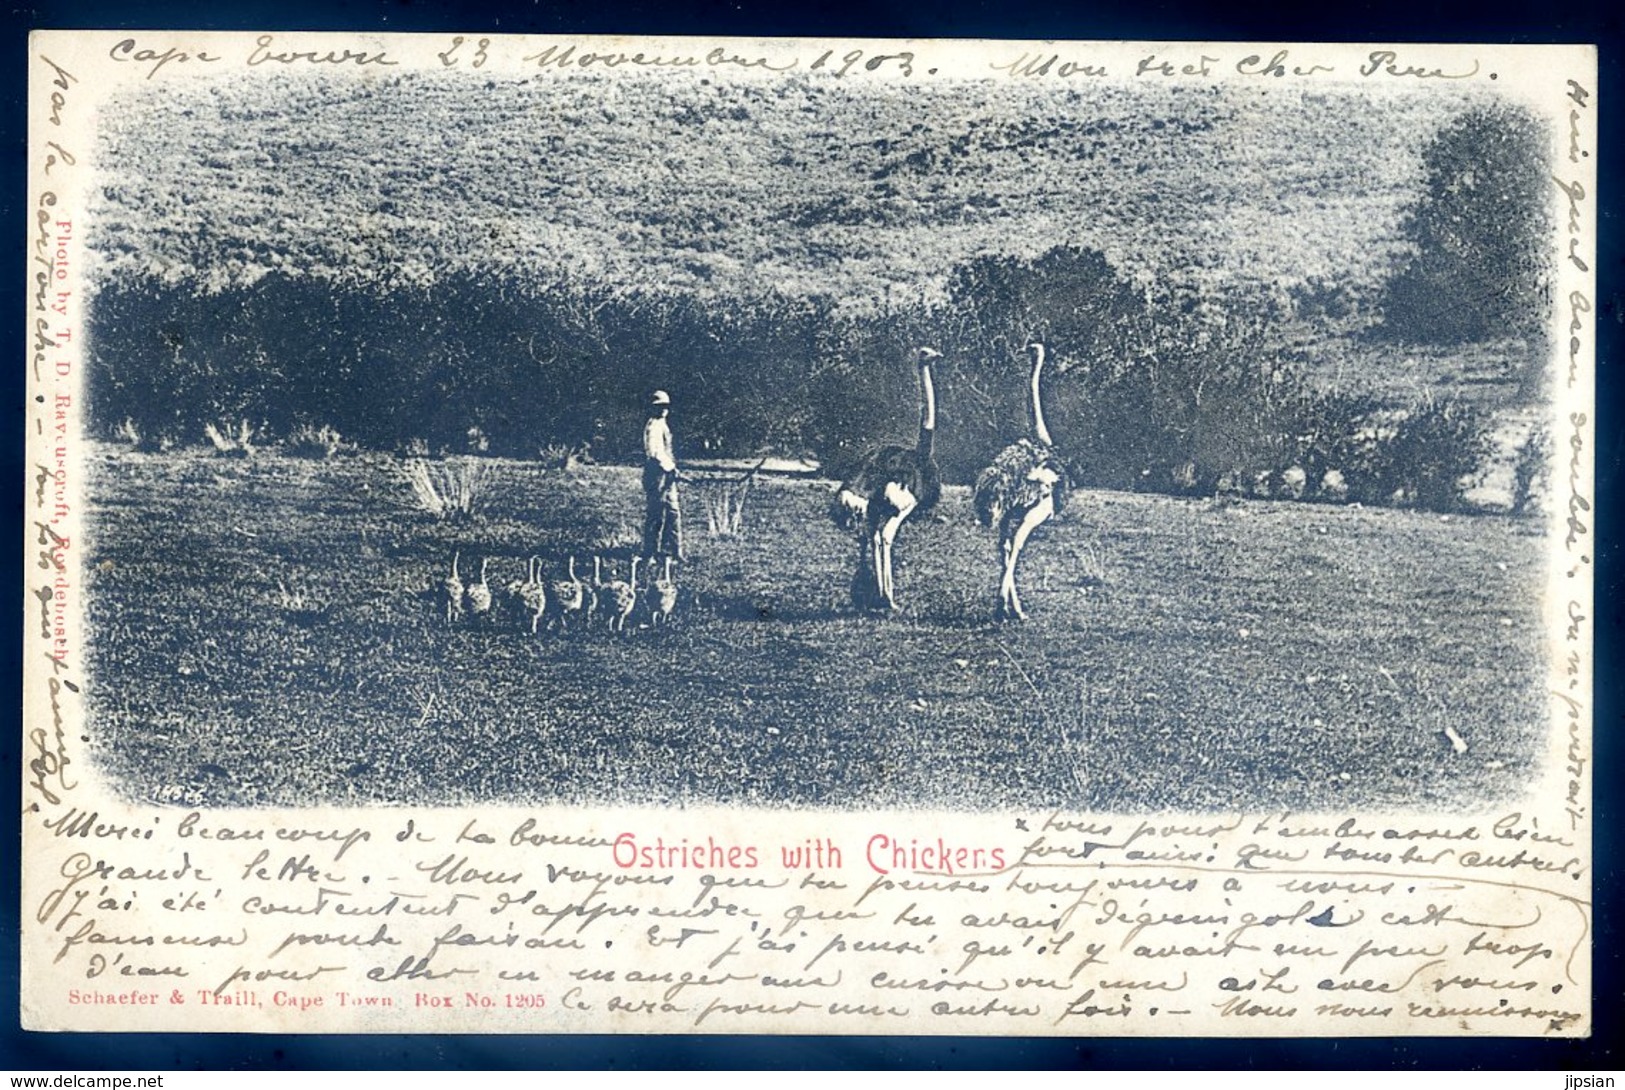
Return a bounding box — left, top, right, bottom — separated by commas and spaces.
82, 446, 1550, 813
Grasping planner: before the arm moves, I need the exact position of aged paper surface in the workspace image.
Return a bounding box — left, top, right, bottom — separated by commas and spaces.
23, 32, 1595, 1035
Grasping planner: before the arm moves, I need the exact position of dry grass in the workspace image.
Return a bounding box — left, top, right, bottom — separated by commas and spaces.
701, 479, 753, 538
203, 419, 256, 458
82, 450, 1550, 812
400, 457, 492, 521
699, 464, 763, 539
539, 442, 586, 474
285, 423, 346, 460
1074, 540, 1108, 589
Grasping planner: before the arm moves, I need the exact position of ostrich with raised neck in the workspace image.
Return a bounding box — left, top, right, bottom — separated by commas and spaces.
974, 341, 1070, 621
832, 346, 943, 611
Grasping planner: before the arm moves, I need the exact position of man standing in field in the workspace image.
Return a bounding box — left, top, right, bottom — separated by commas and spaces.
643, 389, 683, 561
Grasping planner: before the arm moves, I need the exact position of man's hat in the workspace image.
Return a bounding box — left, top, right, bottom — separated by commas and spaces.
650, 390, 671, 406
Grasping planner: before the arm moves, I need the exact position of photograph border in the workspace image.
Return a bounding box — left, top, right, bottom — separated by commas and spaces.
6, 0, 1619, 1071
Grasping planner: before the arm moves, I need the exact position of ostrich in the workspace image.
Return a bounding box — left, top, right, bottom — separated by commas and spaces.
502, 560, 531, 619
647, 556, 678, 628
518, 556, 549, 634
443, 550, 465, 625
465, 557, 493, 619
604, 556, 641, 633
974, 341, 1070, 621
501, 557, 540, 628
546, 556, 588, 632
591, 556, 610, 628
832, 346, 942, 611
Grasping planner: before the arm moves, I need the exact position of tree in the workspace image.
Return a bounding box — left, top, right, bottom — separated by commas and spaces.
1381, 103, 1553, 347
941, 246, 1148, 482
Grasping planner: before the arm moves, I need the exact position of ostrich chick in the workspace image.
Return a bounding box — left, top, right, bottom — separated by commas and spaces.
604, 556, 641, 633
465, 557, 493, 619
443, 550, 465, 625
547, 556, 588, 632
519, 556, 550, 634
502, 561, 530, 619
647, 556, 678, 628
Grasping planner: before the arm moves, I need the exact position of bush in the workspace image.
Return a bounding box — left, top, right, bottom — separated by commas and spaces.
83, 244, 1495, 515
590, 520, 641, 554
701, 477, 755, 539
1041, 303, 1332, 499
1269, 387, 1384, 501
1342, 395, 1490, 511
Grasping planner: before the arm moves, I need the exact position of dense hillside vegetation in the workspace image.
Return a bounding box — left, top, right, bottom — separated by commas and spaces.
85, 72, 1550, 510
92, 72, 1470, 303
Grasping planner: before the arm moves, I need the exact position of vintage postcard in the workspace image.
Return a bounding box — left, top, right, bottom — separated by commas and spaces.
22, 32, 1595, 1035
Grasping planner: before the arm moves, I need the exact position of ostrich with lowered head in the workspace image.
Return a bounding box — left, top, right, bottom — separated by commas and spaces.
974, 341, 1070, 621
831, 346, 943, 611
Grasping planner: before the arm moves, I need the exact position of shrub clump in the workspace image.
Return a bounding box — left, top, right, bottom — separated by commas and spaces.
401, 457, 492, 522
1340, 396, 1490, 510
203, 419, 257, 458
85, 242, 1496, 516
284, 423, 347, 460
539, 442, 588, 474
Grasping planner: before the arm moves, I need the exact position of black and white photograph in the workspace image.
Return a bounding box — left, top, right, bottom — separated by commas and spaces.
22, 32, 1595, 1038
